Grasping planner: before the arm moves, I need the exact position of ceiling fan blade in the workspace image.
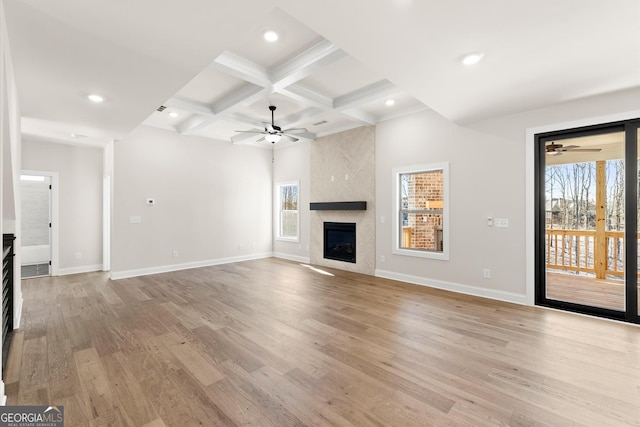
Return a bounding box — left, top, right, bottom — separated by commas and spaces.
235, 130, 266, 134
563, 148, 602, 152
282, 134, 299, 143
256, 136, 266, 143
558, 145, 580, 150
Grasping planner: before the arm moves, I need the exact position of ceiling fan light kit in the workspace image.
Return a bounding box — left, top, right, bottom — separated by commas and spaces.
265, 134, 281, 143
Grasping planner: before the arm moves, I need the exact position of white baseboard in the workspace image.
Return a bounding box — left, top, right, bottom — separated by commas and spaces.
110, 252, 273, 280
12, 295, 23, 329
375, 269, 528, 306
56, 264, 103, 276
272, 252, 311, 264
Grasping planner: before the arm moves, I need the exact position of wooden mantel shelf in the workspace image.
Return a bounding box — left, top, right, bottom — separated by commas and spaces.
310, 201, 367, 211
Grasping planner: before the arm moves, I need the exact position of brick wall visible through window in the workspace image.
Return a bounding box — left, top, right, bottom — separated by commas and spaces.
401, 170, 444, 251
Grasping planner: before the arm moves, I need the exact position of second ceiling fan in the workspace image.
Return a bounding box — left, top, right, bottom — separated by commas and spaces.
546, 142, 602, 156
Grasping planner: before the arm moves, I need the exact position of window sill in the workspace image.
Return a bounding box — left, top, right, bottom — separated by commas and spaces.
392, 247, 449, 261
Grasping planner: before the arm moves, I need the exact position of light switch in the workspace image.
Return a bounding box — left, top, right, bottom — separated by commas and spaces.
495, 218, 509, 228
130, 216, 142, 224
380, 216, 386, 224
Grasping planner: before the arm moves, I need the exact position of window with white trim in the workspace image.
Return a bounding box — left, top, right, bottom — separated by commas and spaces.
392, 163, 449, 260
276, 181, 299, 241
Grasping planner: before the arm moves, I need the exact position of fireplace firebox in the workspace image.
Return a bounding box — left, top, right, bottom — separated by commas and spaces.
324, 222, 356, 263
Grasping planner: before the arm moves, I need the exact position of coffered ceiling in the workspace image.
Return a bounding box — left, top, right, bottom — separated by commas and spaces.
5, 0, 640, 148
143, 8, 426, 147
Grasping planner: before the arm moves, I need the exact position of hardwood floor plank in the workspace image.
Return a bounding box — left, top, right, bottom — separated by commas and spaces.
18, 336, 49, 398
4, 330, 24, 385
73, 347, 127, 426
157, 330, 224, 386
101, 352, 159, 426
215, 360, 307, 426
47, 338, 81, 401
9, 259, 640, 427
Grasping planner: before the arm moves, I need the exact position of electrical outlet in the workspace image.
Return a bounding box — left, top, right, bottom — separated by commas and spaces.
483, 269, 491, 279
380, 255, 386, 263
172, 250, 179, 258
75, 252, 82, 260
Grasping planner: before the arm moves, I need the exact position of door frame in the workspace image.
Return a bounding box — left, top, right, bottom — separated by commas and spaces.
534, 120, 640, 324
21, 170, 59, 276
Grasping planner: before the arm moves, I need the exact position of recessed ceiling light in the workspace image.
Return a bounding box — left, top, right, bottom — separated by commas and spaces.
70, 133, 77, 138
263, 30, 279, 42
461, 52, 484, 66
385, 99, 396, 106
88, 94, 104, 103
168, 112, 178, 118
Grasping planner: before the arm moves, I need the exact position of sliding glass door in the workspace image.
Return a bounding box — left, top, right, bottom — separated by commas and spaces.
536, 119, 640, 323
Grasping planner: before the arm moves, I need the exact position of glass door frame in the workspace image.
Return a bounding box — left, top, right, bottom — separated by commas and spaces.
534, 119, 640, 324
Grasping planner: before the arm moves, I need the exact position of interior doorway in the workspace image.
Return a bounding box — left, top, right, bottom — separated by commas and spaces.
20, 171, 59, 278
535, 119, 640, 323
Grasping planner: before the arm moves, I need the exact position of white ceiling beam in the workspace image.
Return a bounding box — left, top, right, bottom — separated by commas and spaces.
334, 79, 397, 110
228, 112, 267, 128
210, 51, 271, 87
270, 40, 346, 90
278, 84, 333, 110
212, 84, 269, 115
278, 107, 325, 128
181, 84, 268, 135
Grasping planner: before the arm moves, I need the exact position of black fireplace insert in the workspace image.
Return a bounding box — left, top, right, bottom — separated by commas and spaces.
323, 222, 356, 263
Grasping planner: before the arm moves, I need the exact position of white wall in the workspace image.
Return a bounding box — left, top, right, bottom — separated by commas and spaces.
111, 125, 273, 278
272, 141, 310, 262
0, 0, 22, 403
21, 139, 103, 273
468, 87, 640, 305
375, 110, 527, 303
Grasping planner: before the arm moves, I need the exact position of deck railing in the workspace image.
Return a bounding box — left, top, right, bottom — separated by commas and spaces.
545, 229, 636, 278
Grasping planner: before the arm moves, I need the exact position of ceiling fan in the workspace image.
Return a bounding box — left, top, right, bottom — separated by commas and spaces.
546, 142, 602, 156
236, 105, 307, 143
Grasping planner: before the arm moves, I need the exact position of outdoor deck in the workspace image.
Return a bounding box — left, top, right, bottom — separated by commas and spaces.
546, 271, 639, 312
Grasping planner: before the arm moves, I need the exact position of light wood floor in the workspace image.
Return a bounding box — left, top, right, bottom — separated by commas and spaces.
5, 258, 640, 426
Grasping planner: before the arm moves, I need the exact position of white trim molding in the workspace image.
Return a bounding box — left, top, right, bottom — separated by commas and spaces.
110, 253, 273, 280
375, 269, 528, 306
273, 252, 311, 264
57, 264, 104, 276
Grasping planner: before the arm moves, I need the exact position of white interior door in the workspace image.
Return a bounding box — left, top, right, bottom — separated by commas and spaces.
20, 174, 52, 277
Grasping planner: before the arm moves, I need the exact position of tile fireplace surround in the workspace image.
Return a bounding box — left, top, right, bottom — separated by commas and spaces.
310, 126, 375, 275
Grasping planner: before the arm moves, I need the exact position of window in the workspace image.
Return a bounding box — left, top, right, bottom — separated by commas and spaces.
392, 163, 449, 260
276, 181, 299, 241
